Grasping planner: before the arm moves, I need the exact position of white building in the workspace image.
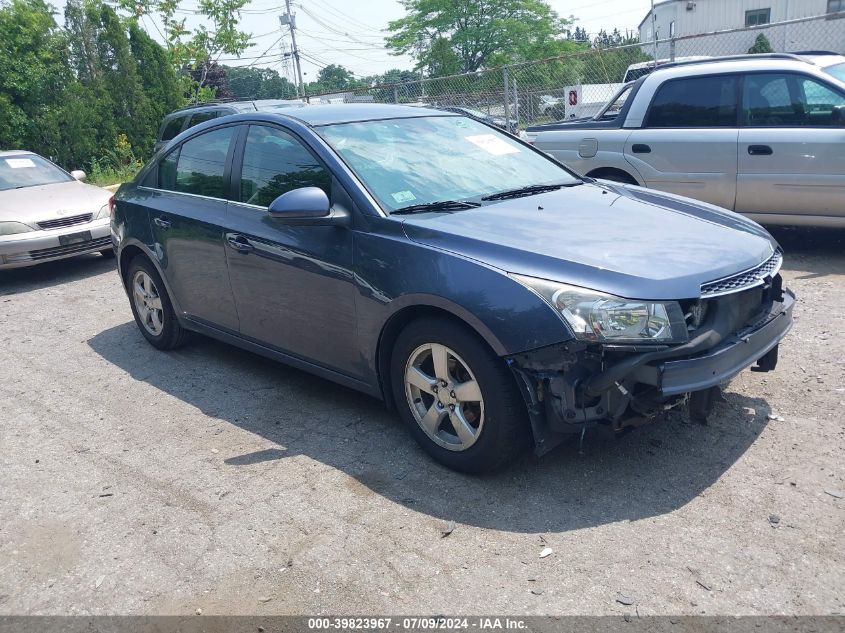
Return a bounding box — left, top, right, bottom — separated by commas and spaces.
639, 0, 845, 59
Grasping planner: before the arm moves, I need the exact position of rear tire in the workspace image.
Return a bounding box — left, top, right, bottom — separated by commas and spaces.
126, 255, 190, 350
390, 317, 530, 473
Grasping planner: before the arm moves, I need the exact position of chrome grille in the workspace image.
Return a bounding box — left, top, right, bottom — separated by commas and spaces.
700, 250, 783, 298
37, 213, 93, 230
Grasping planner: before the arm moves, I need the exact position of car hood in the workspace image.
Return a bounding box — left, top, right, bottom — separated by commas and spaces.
401, 183, 778, 300
0, 180, 112, 224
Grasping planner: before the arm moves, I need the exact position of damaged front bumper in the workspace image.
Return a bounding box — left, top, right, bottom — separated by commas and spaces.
508, 285, 795, 456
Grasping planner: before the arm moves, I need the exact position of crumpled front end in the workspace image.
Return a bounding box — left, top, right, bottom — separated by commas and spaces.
508, 271, 794, 456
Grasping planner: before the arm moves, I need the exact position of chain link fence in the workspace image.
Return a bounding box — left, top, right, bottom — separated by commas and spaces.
307, 12, 844, 131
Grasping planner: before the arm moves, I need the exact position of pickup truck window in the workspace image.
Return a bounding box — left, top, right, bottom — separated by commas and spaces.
646, 75, 738, 128
743, 73, 845, 127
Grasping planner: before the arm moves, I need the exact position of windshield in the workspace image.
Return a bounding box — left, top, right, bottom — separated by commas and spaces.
824, 62, 845, 83
0, 154, 72, 191
318, 115, 579, 213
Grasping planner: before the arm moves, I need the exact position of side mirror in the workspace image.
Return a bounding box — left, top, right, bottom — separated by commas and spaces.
268, 187, 350, 227
71, 170, 87, 181
832, 105, 845, 127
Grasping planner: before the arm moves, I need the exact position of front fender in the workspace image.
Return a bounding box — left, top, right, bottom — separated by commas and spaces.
354, 224, 573, 387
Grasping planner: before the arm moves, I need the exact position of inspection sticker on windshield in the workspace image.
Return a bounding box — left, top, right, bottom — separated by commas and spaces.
391, 190, 416, 203
465, 134, 520, 156
5, 158, 36, 169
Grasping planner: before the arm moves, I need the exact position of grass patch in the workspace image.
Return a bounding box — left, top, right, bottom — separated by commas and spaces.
87, 164, 139, 188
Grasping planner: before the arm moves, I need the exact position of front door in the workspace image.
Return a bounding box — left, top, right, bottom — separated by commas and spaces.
736, 72, 845, 220
624, 73, 740, 210
223, 124, 359, 377
147, 125, 240, 331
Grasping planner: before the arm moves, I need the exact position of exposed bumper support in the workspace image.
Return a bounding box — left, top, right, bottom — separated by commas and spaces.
508, 288, 795, 456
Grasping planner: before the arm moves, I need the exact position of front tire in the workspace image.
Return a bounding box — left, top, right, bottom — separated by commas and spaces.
126, 255, 190, 350
390, 317, 529, 473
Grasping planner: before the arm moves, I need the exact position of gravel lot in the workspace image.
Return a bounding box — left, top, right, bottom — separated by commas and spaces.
1, 227, 843, 616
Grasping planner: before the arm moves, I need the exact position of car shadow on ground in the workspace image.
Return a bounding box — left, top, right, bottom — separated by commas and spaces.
771, 226, 845, 279
0, 253, 116, 295
88, 321, 772, 534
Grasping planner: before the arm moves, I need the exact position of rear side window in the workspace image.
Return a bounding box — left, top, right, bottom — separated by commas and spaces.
158, 127, 235, 198
160, 116, 185, 142
239, 125, 331, 207
187, 110, 219, 129
646, 75, 738, 127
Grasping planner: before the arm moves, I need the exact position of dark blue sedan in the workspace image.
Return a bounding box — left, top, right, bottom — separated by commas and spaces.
112, 104, 794, 472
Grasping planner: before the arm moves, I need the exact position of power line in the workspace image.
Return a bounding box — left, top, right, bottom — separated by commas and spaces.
306, 0, 385, 34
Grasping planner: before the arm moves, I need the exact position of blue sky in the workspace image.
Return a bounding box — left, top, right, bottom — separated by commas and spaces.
52, 0, 655, 79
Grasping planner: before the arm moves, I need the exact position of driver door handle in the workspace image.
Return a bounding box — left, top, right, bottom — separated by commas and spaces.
748, 145, 773, 156
153, 216, 171, 229
226, 235, 254, 253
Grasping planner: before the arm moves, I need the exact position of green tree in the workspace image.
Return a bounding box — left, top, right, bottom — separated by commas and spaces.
0, 0, 68, 154
316, 64, 355, 91
386, 0, 571, 73
748, 33, 774, 54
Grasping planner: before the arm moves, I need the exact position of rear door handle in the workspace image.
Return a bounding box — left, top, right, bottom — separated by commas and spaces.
631, 143, 651, 154
748, 145, 773, 156
153, 216, 171, 229
226, 235, 254, 253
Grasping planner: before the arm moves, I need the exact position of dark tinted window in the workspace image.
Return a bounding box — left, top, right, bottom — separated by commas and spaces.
188, 110, 218, 128
160, 116, 185, 142
743, 73, 845, 127
646, 75, 738, 127
239, 125, 331, 207
166, 127, 234, 198
159, 148, 179, 189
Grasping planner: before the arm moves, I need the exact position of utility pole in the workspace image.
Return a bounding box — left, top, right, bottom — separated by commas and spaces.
281, 0, 304, 98
651, 0, 658, 66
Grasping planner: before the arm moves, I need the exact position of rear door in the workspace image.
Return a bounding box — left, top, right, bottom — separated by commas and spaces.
145, 125, 241, 331
223, 123, 359, 376
624, 74, 740, 210
736, 72, 845, 220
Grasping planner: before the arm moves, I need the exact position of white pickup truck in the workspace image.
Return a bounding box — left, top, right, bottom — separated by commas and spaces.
524, 53, 845, 227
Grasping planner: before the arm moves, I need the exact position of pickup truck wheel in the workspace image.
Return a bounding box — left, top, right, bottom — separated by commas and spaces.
391, 317, 530, 473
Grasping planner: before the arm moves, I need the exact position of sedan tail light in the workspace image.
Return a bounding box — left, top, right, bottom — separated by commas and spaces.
108, 195, 115, 217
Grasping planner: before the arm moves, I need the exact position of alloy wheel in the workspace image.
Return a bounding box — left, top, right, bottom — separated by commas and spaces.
404, 343, 484, 452
132, 270, 164, 336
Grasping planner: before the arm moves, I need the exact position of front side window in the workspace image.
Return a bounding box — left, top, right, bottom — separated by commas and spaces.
745, 8, 771, 26
318, 115, 578, 213
646, 75, 738, 127
0, 154, 72, 191
743, 73, 845, 127
161, 126, 234, 198
239, 126, 331, 207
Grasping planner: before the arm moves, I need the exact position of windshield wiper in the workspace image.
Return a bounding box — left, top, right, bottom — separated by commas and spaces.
392, 200, 481, 215
481, 182, 580, 201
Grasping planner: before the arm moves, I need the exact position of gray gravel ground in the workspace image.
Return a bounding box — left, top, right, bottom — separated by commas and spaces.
0, 226, 843, 616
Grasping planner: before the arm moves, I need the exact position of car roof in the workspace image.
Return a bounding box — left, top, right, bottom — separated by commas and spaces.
644, 55, 844, 82
278, 103, 457, 126
0, 150, 36, 157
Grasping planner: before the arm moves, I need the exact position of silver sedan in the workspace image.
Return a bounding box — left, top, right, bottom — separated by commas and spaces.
0, 151, 114, 269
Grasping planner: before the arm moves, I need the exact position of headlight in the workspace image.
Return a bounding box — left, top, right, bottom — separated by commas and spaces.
0, 221, 36, 236
96, 203, 110, 219
511, 274, 688, 344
